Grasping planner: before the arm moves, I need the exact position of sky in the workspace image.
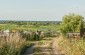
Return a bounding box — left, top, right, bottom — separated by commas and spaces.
0, 0, 85, 21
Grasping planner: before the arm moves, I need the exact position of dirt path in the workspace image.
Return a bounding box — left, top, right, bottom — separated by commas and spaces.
33, 37, 63, 55
33, 39, 53, 55
51, 37, 65, 55
51, 38, 59, 55
23, 37, 64, 55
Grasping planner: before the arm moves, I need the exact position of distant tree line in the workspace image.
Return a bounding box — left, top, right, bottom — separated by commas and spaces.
0, 21, 61, 26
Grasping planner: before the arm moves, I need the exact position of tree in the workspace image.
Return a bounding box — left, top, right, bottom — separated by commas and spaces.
60, 13, 84, 34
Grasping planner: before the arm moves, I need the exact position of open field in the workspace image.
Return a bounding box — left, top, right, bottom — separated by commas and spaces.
0, 24, 60, 32
0, 21, 60, 32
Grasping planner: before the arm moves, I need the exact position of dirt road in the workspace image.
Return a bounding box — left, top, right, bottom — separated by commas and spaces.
33, 37, 63, 55
23, 37, 64, 55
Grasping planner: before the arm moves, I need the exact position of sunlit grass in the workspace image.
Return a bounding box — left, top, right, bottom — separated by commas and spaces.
0, 35, 30, 55
58, 37, 85, 55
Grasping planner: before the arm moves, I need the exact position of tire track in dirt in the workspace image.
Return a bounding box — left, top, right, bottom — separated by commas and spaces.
51, 37, 65, 55
33, 37, 64, 55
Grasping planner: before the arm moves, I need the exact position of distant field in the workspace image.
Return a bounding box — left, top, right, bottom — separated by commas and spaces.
0, 21, 61, 32
0, 24, 60, 32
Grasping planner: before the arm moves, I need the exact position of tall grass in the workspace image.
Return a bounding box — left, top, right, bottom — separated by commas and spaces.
59, 37, 85, 55
0, 33, 30, 55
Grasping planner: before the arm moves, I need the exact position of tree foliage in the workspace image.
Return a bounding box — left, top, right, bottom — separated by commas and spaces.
60, 13, 84, 34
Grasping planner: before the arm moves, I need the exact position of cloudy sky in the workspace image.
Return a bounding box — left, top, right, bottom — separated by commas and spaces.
0, 0, 85, 21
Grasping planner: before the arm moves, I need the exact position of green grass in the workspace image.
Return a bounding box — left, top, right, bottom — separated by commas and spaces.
0, 24, 60, 32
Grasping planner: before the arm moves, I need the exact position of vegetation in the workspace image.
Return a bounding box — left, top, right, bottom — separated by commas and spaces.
60, 13, 84, 34
59, 13, 85, 55
0, 21, 60, 55
0, 34, 30, 55
59, 37, 85, 55
0, 21, 60, 32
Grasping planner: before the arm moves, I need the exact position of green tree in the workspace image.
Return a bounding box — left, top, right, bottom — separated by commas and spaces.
60, 13, 84, 34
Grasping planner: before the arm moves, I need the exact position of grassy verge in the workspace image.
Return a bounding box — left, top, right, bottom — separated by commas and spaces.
58, 37, 85, 55
0, 36, 31, 55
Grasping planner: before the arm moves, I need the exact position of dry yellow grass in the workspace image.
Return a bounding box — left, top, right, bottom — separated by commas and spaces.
58, 36, 85, 55
52, 36, 65, 54
0, 33, 28, 55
